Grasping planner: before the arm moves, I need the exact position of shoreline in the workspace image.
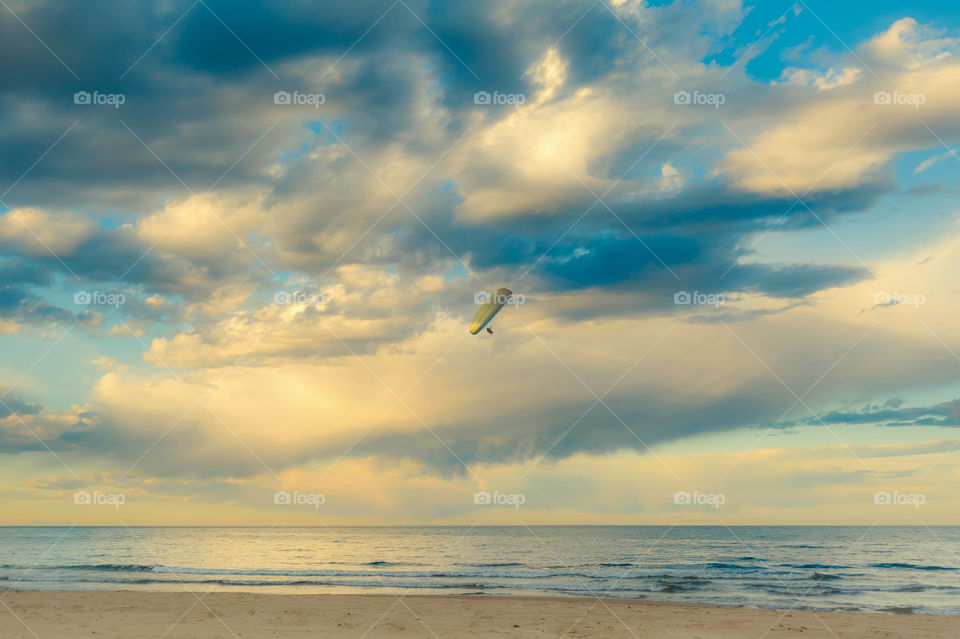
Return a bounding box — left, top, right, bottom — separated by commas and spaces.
0, 588, 945, 612
1, 591, 957, 638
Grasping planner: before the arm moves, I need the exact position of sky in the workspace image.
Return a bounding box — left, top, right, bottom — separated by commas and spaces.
1, 0, 959, 525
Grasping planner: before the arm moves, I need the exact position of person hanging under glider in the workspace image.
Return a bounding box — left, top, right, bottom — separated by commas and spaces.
469, 287, 513, 335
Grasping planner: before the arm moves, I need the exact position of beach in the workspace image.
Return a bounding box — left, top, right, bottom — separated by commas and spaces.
1, 591, 958, 638
3, 526, 959, 636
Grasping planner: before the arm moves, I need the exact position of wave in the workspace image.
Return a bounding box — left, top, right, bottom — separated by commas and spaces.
1, 575, 507, 590
746, 582, 947, 595
811, 572, 841, 581
2, 553, 957, 614
881, 606, 916, 615
867, 563, 956, 571
0, 563, 706, 581
704, 563, 765, 571
5, 563, 599, 581
0, 563, 874, 584
0, 563, 160, 572
657, 583, 700, 594
0, 573, 705, 596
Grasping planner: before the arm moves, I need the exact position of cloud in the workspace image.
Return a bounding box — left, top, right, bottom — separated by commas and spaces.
811, 397, 960, 428
0, 2, 959, 524
913, 149, 957, 174
721, 18, 960, 196
7, 437, 960, 524
0, 396, 93, 454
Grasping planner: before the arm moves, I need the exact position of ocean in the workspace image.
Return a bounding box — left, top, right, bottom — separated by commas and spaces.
2, 526, 958, 614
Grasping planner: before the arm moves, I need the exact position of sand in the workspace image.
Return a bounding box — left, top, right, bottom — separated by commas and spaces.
0, 591, 957, 638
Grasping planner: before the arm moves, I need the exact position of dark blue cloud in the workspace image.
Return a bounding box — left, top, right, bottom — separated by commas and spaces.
0, 0, 893, 338
0, 392, 41, 420
307, 383, 796, 476
810, 398, 960, 428
0, 285, 74, 326
729, 262, 871, 298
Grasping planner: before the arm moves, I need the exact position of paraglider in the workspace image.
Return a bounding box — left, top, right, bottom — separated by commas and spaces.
470, 287, 513, 335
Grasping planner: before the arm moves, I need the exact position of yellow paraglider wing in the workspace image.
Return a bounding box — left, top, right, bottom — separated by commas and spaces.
469, 287, 512, 334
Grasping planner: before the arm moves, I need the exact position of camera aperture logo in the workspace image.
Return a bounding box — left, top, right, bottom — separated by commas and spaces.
274, 91, 325, 108
674, 490, 725, 509
674, 290, 726, 308
873, 291, 925, 308
874, 490, 925, 508
273, 490, 325, 509
873, 90, 925, 109
473, 490, 525, 509
274, 290, 324, 305
73, 90, 125, 108
74, 290, 126, 308
473, 90, 526, 106
73, 490, 126, 508
474, 290, 525, 306
673, 90, 725, 109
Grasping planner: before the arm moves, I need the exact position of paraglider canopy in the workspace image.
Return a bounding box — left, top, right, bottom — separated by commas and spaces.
470, 287, 512, 335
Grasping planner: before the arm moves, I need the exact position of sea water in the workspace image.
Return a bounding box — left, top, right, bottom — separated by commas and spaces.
1, 526, 957, 614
